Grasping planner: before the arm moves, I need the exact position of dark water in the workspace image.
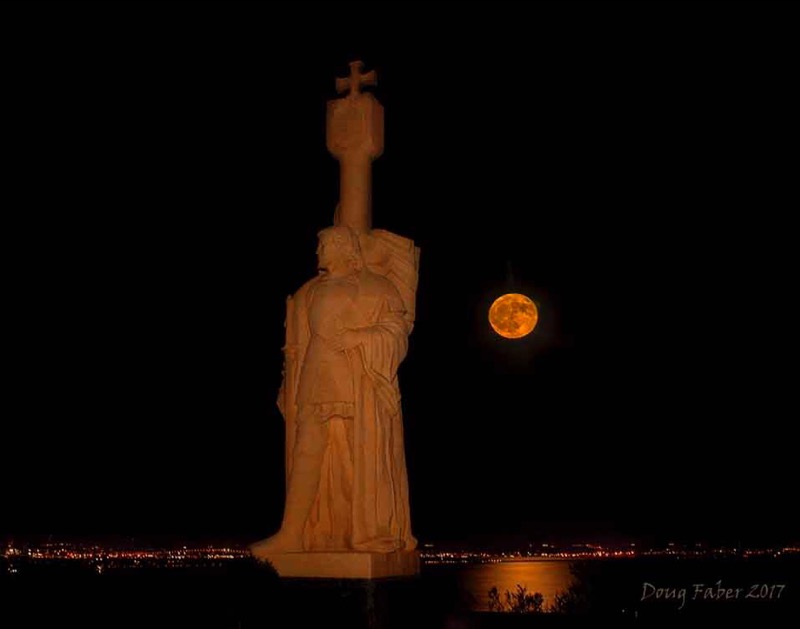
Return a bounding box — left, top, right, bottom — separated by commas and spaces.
450, 560, 574, 610
424, 555, 800, 626
2, 556, 798, 627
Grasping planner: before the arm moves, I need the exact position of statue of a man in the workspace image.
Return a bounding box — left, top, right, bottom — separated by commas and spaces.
252, 224, 416, 554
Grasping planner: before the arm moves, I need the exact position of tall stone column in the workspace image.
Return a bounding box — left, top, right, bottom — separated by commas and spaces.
327, 60, 384, 234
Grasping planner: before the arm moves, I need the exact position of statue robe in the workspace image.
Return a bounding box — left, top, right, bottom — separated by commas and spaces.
278, 231, 418, 552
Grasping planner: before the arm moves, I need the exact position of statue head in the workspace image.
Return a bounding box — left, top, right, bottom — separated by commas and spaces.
317, 225, 364, 275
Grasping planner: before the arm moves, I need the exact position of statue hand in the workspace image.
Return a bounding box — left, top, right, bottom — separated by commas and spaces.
332, 329, 366, 352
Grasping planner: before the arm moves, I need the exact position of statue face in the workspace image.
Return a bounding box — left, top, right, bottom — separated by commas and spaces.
317, 234, 348, 274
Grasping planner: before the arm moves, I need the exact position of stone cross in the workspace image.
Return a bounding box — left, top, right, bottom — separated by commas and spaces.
327, 60, 384, 233
335, 60, 377, 98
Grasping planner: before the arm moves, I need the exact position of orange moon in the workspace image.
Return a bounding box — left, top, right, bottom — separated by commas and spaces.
489, 293, 539, 339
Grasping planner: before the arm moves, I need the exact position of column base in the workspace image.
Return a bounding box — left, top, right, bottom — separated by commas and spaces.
251, 549, 420, 579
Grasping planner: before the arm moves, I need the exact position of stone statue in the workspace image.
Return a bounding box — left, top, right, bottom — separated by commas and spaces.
251, 62, 420, 578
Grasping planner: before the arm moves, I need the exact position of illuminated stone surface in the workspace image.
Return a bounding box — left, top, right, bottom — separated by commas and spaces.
263, 550, 420, 580
251, 62, 420, 579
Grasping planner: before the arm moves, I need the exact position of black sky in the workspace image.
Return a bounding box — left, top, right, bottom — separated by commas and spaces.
4, 1, 798, 547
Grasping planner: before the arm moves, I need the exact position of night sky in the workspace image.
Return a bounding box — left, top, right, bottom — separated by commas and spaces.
4, 2, 798, 548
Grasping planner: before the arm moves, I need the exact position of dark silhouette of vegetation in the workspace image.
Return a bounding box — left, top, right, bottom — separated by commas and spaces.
551, 561, 592, 615
487, 562, 591, 615
487, 584, 545, 613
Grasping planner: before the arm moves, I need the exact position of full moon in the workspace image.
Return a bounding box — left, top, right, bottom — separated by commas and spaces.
489, 293, 539, 339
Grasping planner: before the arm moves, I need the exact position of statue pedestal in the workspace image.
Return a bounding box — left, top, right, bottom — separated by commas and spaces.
251, 550, 420, 579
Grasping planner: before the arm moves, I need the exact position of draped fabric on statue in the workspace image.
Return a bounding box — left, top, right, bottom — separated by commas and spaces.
361, 229, 421, 331
304, 291, 415, 552
351, 288, 415, 552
